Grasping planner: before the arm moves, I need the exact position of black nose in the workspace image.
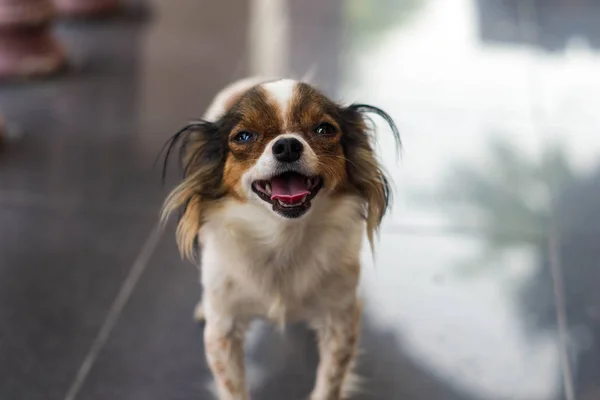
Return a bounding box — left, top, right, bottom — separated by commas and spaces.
272, 137, 303, 163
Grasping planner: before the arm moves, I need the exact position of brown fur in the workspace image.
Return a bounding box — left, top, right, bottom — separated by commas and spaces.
338, 105, 397, 249
222, 87, 282, 199
160, 121, 229, 261
288, 83, 348, 192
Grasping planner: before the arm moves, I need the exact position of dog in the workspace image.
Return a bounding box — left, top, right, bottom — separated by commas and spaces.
160, 78, 400, 400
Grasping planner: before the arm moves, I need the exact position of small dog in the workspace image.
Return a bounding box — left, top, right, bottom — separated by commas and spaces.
161, 78, 400, 400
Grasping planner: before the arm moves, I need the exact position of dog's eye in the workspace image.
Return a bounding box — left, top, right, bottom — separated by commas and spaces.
314, 123, 336, 136
233, 131, 254, 143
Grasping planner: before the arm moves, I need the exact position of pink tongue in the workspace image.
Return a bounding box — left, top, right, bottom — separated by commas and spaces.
270, 174, 310, 204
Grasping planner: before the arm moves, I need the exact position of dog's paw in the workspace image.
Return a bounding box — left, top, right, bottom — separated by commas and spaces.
193, 301, 205, 322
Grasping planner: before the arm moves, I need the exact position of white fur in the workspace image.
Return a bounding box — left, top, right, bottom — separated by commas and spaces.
262, 79, 296, 125
201, 194, 363, 322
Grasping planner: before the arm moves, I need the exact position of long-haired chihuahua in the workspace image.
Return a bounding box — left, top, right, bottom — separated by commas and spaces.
161, 77, 400, 400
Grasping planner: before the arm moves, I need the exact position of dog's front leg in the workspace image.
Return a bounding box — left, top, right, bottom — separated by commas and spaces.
204, 312, 249, 400
310, 302, 361, 400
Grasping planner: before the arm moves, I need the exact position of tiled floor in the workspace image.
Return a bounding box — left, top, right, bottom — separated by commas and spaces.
1, 0, 600, 399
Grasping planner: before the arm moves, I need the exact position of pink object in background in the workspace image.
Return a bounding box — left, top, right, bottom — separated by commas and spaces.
0, 30, 65, 79
0, 0, 65, 79
0, 0, 54, 27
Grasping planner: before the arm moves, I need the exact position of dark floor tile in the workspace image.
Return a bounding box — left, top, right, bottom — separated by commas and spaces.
0, 206, 155, 400
542, 166, 600, 400
528, 230, 600, 400
475, 0, 600, 50
75, 230, 210, 400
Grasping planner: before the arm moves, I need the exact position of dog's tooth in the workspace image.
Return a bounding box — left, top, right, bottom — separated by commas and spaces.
266, 183, 271, 195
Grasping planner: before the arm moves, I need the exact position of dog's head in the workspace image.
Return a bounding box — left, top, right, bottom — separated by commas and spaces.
161, 79, 400, 260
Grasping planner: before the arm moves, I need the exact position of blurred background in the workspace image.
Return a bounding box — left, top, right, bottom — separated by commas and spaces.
0, 0, 599, 399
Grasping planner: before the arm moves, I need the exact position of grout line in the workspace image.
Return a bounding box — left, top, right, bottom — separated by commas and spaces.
63, 224, 163, 400
548, 228, 576, 400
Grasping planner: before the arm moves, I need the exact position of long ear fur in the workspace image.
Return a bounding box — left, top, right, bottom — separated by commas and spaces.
340, 104, 401, 250
159, 121, 228, 261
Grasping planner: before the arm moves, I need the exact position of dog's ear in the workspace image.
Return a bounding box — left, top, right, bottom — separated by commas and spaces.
159, 121, 228, 261
340, 104, 401, 249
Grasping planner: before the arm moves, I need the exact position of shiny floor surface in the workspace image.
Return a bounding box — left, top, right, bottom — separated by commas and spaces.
1, 0, 599, 399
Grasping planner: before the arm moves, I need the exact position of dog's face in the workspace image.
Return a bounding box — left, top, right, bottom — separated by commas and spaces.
161, 79, 400, 259
223, 80, 347, 219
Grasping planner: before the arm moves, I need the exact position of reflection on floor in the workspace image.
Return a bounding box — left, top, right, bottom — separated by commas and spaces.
1, 0, 600, 399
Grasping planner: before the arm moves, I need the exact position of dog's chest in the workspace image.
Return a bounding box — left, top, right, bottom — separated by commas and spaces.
215, 219, 339, 293
201, 200, 363, 320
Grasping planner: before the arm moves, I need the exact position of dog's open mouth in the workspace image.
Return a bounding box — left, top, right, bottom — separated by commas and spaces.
252, 172, 323, 218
